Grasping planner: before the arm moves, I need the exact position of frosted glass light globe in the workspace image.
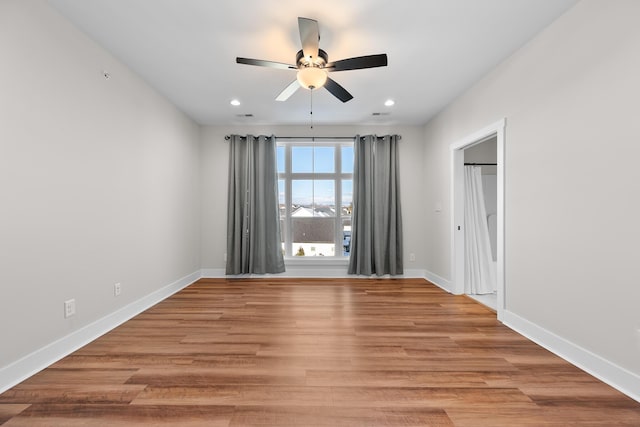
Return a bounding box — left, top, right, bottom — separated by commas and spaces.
297, 67, 327, 90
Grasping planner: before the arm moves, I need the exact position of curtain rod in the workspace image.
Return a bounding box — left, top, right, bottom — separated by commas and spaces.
464, 162, 497, 166
224, 135, 401, 141
277, 136, 356, 141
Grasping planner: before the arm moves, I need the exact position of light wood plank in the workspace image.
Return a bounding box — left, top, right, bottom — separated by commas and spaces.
1, 278, 638, 426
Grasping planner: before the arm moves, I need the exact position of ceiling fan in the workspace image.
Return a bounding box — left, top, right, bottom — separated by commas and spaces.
236, 17, 388, 103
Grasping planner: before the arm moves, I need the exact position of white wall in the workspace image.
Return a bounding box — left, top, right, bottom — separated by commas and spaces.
200, 124, 426, 275
422, 0, 640, 390
0, 0, 201, 374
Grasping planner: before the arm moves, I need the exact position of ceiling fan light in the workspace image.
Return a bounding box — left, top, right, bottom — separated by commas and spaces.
297, 67, 327, 90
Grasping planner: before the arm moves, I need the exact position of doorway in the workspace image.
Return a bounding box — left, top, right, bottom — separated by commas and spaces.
450, 119, 505, 320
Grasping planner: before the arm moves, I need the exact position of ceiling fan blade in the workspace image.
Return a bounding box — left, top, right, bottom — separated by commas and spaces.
324, 77, 353, 103
298, 17, 319, 61
236, 57, 297, 70
326, 54, 388, 72
276, 80, 301, 101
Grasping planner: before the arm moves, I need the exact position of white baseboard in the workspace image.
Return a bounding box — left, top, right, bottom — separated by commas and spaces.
424, 270, 453, 293
200, 268, 226, 278
502, 310, 640, 403
401, 269, 427, 279
201, 266, 349, 278
201, 266, 427, 279
0, 270, 201, 394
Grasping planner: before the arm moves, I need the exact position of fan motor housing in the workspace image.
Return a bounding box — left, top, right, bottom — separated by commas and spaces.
296, 49, 328, 68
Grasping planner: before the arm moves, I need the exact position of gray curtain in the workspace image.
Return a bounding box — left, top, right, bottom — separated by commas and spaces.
226, 135, 285, 275
348, 135, 403, 276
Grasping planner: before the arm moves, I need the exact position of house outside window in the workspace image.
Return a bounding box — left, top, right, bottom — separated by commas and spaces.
277, 139, 353, 257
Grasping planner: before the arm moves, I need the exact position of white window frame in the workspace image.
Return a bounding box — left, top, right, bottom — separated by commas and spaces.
277, 139, 353, 258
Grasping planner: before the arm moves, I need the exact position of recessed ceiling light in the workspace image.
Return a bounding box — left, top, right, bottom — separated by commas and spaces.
230, 99, 241, 106
384, 99, 395, 107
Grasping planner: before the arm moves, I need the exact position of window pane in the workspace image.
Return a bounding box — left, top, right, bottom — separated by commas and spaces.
292, 180, 312, 211
278, 179, 285, 206
280, 219, 285, 243
277, 146, 285, 173
342, 179, 352, 215
278, 140, 353, 258
342, 217, 351, 256
314, 146, 334, 173
342, 146, 354, 173
278, 178, 285, 250
314, 180, 335, 216
292, 146, 313, 173
280, 218, 285, 256
292, 217, 335, 257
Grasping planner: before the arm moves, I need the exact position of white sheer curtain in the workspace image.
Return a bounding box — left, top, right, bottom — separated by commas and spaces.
464, 166, 496, 294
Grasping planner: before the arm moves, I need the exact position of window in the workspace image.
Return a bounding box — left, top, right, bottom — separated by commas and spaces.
277, 139, 353, 257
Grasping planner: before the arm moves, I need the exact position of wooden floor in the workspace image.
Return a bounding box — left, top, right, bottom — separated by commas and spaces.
1, 278, 639, 426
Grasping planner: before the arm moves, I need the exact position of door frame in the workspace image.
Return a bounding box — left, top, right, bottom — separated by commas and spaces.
450, 119, 505, 320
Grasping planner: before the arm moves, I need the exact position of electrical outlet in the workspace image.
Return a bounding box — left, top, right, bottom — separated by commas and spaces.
114, 282, 121, 296
64, 299, 76, 318
223, 253, 227, 262
409, 253, 416, 262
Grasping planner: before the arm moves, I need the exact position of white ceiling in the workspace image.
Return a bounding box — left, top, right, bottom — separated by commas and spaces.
49, 0, 577, 126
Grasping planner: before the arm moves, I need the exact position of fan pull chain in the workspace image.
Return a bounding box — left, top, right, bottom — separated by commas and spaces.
310, 89, 314, 130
